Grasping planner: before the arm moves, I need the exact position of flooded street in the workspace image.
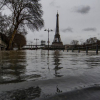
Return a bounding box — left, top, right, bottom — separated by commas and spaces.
0, 50, 100, 100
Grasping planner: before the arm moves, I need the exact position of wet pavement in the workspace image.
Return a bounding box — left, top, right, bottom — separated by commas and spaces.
0, 50, 100, 100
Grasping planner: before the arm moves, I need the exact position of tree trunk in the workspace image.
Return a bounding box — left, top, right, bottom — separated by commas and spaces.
8, 29, 17, 50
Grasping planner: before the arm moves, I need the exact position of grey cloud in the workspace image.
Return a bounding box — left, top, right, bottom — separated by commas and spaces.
83, 28, 96, 31
61, 27, 73, 33
50, 1, 55, 6
74, 5, 90, 14
50, 1, 61, 8
56, 6, 61, 8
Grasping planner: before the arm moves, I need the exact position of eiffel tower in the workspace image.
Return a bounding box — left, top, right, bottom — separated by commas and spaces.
52, 12, 64, 49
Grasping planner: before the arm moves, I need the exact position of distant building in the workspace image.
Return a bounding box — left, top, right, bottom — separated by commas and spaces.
41, 40, 46, 46
65, 44, 72, 50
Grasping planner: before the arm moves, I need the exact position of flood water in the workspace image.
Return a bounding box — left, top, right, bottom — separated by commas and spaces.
0, 50, 100, 100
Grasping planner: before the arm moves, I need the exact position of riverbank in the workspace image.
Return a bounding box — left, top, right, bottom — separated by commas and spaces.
0, 73, 100, 100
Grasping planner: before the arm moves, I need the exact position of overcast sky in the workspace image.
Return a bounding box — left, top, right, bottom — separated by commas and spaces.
26, 0, 100, 45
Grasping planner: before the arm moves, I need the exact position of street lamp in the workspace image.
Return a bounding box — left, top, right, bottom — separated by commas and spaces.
44, 29, 53, 50
34, 38, 39, 49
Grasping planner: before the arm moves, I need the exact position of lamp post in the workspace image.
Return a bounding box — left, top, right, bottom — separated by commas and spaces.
44, 29, 53, 50
34, 38, 39, 49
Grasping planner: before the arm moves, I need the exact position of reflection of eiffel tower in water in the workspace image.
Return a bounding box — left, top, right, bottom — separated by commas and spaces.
52, 12, 64, 49
53, 50, 63, 77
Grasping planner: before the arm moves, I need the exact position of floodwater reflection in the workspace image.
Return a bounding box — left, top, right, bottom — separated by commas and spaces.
1, 50, 100, 100
0, 50, 100, 84
0, 51, 26, 83
53, 50, 63, 77
85, 56, 100, 68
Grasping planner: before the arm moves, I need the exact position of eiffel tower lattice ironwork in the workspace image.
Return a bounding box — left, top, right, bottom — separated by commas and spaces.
52, 12, 63, 47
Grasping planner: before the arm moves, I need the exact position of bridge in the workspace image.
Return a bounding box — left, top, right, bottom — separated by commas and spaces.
22, 45, 48, 50
22, 44, 65, 50
0, 36, 7, 50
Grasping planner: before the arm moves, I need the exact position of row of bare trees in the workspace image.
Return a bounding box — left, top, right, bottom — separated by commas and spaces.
0, 0, 44, 50
71, 37, 99, 48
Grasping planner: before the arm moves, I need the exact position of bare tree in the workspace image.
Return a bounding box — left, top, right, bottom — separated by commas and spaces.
85, 37, 98, 44
0, 0, 6, 9
71, 40, 79, 48
1, 0, 44, 50
0, 13, 10, 35
71, 40, 79, 45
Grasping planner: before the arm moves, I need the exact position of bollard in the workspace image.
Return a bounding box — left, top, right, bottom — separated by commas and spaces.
96, 45, 98, 54
78, 47, 80, 53
72, 48, 74, 52
86, 46, 88, 54
67, 49, 68, 52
